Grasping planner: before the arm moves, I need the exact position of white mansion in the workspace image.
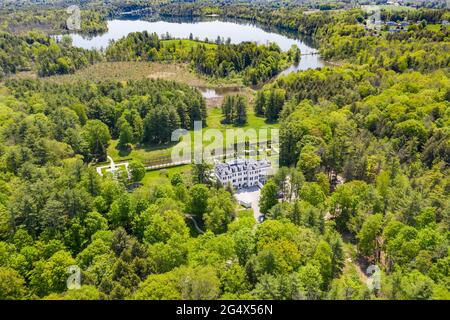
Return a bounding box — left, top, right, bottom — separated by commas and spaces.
214, 158, 272, 189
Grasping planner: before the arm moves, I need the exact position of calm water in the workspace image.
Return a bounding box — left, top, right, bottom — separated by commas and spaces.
197, 86, 242, 98
198, 88, 222, 99
67, 19, 326, 72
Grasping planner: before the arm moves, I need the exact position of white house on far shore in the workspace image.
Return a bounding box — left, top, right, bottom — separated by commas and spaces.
215, 158, 271, 189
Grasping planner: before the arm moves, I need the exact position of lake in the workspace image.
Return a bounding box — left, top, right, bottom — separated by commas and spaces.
67, 19, 326, 72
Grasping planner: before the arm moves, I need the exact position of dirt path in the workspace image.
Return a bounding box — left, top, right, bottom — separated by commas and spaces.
342, 240, 369, 283
185, 214, 204, 234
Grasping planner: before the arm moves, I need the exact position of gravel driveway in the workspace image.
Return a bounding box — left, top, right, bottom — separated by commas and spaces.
235, 186, 263, 222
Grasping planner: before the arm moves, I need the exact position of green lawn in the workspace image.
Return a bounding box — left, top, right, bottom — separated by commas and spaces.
375, 5, 416, 12
207, 106, 277, 130
426, 24, 448, 32
140, 164, 191, 187
236, 209, 254, 219
108, 139, 175, 164
161, 39, 217, 50
108, 104, 279, 165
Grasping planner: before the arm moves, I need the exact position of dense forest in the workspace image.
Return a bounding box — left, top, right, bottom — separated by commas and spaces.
0, 33, 102, 77
252, 6, 450, 300
0, 1, 449, 301
0, 8, 107, 35
4, 78, 206, 158
0, 28, 296, 85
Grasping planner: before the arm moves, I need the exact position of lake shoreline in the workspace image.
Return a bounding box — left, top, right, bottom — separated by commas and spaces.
68, 19, 318, 52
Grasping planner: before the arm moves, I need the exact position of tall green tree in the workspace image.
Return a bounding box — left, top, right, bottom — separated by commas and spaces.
254, 91, 266, 116
81, 120, 111, 162
118, 121, 133, 150
357, 214, 383, 260
0, 267, 27, 300
129, 160, 146, 183
259, 181, 279, 214
187, 184, 210, 217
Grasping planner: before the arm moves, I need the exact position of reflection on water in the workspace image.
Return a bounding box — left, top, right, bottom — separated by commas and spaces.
199, 88, 220, 99
68, 19, 316, 52
197, 86, 242, 99
280, 54, 329, 76
61, 17, 328, 76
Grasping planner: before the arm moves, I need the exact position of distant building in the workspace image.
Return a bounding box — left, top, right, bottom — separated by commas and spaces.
442, 20, 449, 26
387, 21, 398, 27
215, 158, 271, 189
400, 21, 409, 27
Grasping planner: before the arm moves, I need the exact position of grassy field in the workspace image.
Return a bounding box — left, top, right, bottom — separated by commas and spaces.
108, 104, 278, 165
362, 4, 416, 12
140, 164, 191, 187
13, 59, 242, 87
426, 24, 449, 32
108, 139, 174, 164
37, 62, 210, 86
207, 106, 277, 130
236, 209, 255, 219
378, 5, 416, 12
161, 39, 217, 51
